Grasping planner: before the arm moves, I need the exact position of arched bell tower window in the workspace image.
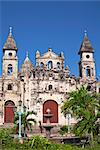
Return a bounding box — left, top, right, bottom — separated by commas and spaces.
48, 85, 52, 91
48, 61, 53, 70
8, 84, 12, 90
40, 62, 44, 69
57, 62, 60, 69
86, 66, 91, 77
8, 64, 13, 75
92, 68, 94, 76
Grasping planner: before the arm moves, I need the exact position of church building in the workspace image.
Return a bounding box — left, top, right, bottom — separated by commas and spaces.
0, 28, 99, 126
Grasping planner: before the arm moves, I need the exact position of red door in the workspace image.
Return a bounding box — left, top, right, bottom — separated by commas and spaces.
43, 100, 58, 123
4, 101, 15, 123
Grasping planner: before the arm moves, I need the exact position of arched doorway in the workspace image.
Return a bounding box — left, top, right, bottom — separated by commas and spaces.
43, 100, 58, 123
4, 100, 15, 123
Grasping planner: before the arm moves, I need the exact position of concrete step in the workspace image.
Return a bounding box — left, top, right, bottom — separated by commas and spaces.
31, 125, 60, 135
0, 123, 14, 128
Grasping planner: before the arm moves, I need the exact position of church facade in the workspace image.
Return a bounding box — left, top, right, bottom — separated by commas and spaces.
0, 28, 100, 126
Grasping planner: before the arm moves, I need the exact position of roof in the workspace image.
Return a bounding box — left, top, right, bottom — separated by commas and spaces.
78, 33, 94, 54
3, 27, 17, 51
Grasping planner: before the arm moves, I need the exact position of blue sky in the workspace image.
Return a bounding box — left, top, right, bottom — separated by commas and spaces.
0, 1, 100, 78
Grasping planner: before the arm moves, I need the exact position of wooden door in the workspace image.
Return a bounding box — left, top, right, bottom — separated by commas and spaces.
4, 101, 15, 123
43, 100, 58, 123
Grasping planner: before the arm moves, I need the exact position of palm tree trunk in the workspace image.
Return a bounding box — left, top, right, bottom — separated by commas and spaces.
90, 131, 94, 147
24, 126, 26, 137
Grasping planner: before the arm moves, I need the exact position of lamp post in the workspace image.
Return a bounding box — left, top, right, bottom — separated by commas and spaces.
66, 111, 71, 135
14, 101, 27, 140
64, 111, 71, 135
67, 113, 70, 134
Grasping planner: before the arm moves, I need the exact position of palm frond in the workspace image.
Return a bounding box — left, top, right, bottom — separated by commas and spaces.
27, 118, 36, 123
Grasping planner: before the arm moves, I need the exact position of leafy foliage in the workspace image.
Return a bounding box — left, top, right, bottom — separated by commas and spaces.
59, 125, 68, 135
61, 86, 100, 146
0, 129, 100, 150
14, 110, 37, 137
0, 128, 13, 147
29, 135, 74, 150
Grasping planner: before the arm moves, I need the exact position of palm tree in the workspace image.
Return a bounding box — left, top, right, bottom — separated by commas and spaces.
61, 86, 100, 146
14, 111, 37, 137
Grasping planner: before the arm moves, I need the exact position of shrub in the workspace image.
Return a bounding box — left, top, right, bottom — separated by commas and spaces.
59, 125, 68, 135
0, 128, 13, 146
29, 135, 75, 150
29, 135, 51, 150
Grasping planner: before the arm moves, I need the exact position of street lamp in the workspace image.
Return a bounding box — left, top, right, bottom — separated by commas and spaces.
67, 113, 71, 134
14, 101, 27, 139
64, 111, 71, 135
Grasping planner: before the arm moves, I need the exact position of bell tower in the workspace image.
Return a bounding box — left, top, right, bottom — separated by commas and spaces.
2, 27, 18, 79
78, 31, 96, 80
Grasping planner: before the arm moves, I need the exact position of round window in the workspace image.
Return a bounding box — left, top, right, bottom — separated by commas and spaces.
8, 53, 12, 56
86, 55, 90, 58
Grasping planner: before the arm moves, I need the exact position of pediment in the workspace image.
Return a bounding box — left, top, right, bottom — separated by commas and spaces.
40, 51, 59, 59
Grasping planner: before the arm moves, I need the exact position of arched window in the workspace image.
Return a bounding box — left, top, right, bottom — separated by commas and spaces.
48, 85, 52, 91
92, 68, 94, 76
99, 87, 100, 93
86, 66, 91, 77
87, 85, 91, 91
40, 62, 44, 69
48, 61, 53, 70
57, 62, 60, 69
8, 84, 12, 90
8, 64, 13, 75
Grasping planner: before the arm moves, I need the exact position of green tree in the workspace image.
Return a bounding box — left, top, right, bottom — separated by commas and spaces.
61, 86, 100, 146
14, 111, 37, 137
